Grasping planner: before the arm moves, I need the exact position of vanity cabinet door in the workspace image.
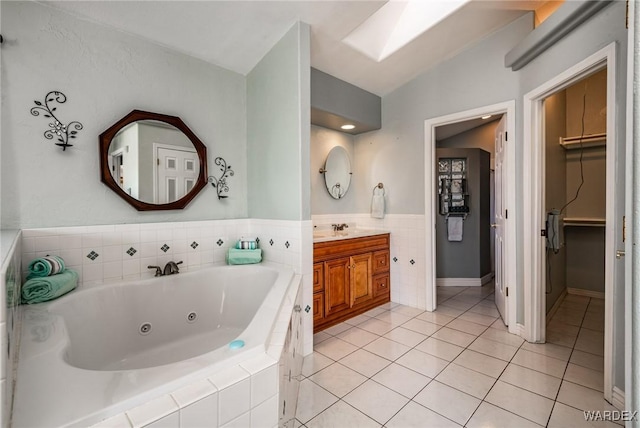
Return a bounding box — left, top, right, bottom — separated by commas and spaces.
313, 263, 324, 293
313, 292, 325, 323
350, 253, 373, 307
324, 257, 351, 317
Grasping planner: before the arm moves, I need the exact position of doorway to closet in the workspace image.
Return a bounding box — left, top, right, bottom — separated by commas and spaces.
523, 43, 621, 408
543, 68, 609, 401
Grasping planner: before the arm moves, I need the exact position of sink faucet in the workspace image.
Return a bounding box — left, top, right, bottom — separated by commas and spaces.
147, 261, 183, 277
163, 261, 183, 275
332, 223, 349, 231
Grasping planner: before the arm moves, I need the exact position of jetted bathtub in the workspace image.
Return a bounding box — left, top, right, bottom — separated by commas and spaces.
12, 263, 296, 427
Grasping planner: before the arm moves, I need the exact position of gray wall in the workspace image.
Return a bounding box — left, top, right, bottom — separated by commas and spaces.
564, 147, 607, 294
566, 227, 606, 291
544, 91, 567, 313
437, 121, 499, 168
566, 68, 608, 136
435, 148, 491, 279
310, 125, 358, 215
311, 68, 381, 133
247, 22, 311, 221
1, 1, 247, 228
564, 69, 607, 295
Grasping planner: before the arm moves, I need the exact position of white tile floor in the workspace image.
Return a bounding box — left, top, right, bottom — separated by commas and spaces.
296, 284, 620, 427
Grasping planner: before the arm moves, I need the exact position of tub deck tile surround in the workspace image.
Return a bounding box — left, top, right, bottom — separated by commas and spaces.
213, 371, 252, 426
171, 379, 219, 409
90, 412, 133, 428
296, 284, 614, 428
1, 230, 21, 428
126, 395, 180, 428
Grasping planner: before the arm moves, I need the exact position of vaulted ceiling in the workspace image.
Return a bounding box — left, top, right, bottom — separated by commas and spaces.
43, 0, 548, 95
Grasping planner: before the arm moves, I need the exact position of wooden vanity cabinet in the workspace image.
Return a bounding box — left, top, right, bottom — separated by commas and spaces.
313, 233, 390, 333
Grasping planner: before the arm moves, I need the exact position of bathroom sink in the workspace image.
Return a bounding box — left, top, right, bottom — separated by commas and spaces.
312, 230, 340, 238
313, 228, 387, 241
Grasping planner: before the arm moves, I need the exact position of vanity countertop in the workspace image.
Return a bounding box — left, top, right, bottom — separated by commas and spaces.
312, 228, 389, 243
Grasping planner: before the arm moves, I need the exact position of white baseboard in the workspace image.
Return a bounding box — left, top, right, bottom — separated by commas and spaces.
612, 386, 625, 411
437, 273, 493, 287
512, 323, 527, 338
480, 272, 494, 285
567, 287, 605, 300
546, 289, 568, 324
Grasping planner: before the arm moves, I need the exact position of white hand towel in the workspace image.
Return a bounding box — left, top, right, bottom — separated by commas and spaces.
371, 187, 385, 219
447, 217, 464, 241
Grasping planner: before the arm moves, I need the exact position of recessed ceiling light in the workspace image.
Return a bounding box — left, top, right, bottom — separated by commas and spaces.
341, 124, 355, 130
481, 115, 492, 120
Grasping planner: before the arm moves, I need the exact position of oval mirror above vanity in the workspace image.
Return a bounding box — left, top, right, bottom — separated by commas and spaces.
99, 110, 208, 211
322, 146, 352, 199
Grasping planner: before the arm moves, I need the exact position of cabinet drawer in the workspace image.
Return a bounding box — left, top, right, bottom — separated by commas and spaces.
373, 273, 390, 298
313, 263, 324, 293
313, 292, 324, 323
372, 250, 390, 274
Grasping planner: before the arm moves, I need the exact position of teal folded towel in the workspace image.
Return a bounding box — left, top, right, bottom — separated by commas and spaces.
226, 249, 262, 265
27, 255, 66, 279
21, 269, 78, 305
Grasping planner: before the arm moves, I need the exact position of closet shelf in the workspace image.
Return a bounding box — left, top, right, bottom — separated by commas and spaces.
563, 217, 606, 227
559, 133, 606, 150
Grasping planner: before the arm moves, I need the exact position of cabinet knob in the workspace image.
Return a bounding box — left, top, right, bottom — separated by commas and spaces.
294, 305, 302, 312
381, 260, 386, 265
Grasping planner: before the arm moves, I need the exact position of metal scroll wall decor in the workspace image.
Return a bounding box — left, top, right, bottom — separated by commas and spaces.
30, 91, 83, 151
208, 157, 234, 199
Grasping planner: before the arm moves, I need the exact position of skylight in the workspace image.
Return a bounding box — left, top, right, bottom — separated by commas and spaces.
343, 0, 472, 62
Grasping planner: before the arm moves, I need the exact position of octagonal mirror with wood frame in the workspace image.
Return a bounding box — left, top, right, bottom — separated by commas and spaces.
99, 110, 208, 211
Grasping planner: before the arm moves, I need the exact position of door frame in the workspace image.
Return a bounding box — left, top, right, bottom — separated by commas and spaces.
522, 42, 616, 402
153, 143, 198, 203
424, 100, 517, 332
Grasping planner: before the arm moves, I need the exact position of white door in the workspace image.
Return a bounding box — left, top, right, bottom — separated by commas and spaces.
156, 147, 198, 204
494, 116, 507, 324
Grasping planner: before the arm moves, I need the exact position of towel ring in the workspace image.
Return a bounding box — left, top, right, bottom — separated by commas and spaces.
372, 182, 385, 195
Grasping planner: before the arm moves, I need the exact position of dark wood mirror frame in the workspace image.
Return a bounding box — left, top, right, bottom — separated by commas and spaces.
99, 110, 208, 211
